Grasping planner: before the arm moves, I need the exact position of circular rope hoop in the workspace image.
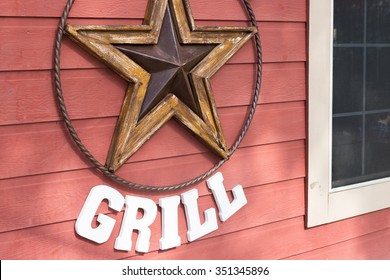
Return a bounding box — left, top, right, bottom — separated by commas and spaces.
54, 0, 262, 192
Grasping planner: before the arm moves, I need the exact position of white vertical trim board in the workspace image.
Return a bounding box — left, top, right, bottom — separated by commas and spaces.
307, 0, 390, 227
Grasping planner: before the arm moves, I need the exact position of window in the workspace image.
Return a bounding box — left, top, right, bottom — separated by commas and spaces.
308, 0, 390, 227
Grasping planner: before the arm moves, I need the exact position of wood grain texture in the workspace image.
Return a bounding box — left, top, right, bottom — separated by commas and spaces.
0, 178, 303, 259
0, 139, 305, 216
0, 147, 304, 235
0, 138, 305, 195
0, 62, 305, 126
0, 176, 304, 234
0, 0, 307, 22
0, 140, 304, 256
127, 208, 390, 260
0, 18, 306, 71
0, 179, 305, 259
0, 103, 305, 180
284, 227, 390, 260
2, 206, 390, 260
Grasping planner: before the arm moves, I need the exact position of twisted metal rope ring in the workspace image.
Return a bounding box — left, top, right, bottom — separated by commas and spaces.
54, 0, 262, 192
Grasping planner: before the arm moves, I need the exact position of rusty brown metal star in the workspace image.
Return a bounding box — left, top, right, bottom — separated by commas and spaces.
65, 0, 257, 173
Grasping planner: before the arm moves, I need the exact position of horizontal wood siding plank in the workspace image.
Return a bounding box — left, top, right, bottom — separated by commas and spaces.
0, 177, 304, 236
0, 103, 305, 180
285, 228, 390, 260
213, 62, 306, 107
2, 206, 390, 260
190, 0, 307, 22
0, 62, 305, 126
1, 138, 304, 189
0, 0, 306, 22
0, 180, 305, 259
0, 140, 305, 229
127, 208, 390, 260
0, 19, 306, 71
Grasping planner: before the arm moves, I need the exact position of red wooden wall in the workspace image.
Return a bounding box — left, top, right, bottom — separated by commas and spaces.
1, 0, 389, 260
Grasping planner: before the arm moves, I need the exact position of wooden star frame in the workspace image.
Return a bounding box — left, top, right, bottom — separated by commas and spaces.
54, 0, 261, 190
65, 0, 257, 173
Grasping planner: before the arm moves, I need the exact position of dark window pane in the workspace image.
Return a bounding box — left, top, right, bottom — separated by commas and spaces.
332, 116, 363, 187
365, 112, 390, 178
366, 47, 390, 110
333, 47, 364, 114
334, 0, 364, 43
367, 0, 390, 43
332, 0, 390, 188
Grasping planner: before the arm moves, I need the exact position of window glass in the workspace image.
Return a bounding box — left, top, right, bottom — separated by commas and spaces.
332, 0, 390, 188
332, 116, 363, 187
333, 47, 364, 114
334, 0, 364, 44
365, 113, 390, 178
366, 47, 390, 110
367, 0, 390, 43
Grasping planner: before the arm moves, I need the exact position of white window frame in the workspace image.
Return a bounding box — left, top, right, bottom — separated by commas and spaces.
307, 0, 390, 227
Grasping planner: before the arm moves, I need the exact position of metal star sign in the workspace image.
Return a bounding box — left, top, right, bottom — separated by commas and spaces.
65, 0, 257, 173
